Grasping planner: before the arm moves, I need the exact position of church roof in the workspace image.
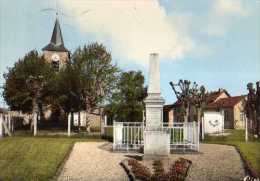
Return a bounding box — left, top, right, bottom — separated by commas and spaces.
42, 18, 69, 52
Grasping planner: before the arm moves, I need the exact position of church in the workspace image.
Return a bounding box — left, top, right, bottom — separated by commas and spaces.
41, 17, 104, 132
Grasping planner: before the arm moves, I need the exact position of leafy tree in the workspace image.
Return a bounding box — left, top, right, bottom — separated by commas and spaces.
72, 42, 119, 130
43, 62, 84, 129
3, 50, 54, 134
3, 50, 54, 113
105, 71, 147, 122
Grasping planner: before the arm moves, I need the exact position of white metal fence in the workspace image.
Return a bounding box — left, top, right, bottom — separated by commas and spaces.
113, 121, 199, 152
113, 122, 144, 151
164, 122, 199, 151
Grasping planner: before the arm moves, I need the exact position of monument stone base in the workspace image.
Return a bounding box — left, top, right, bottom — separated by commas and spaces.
143, 130, 170, 159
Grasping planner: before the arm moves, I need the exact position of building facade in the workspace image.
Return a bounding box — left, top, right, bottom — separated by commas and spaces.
164, 89, 246, 130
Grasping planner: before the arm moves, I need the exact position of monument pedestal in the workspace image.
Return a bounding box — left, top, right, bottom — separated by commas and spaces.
144, 95, 170, 158
144, 130, 170, 159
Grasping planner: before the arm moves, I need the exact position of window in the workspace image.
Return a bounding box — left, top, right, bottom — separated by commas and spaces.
52, 60, 59, 71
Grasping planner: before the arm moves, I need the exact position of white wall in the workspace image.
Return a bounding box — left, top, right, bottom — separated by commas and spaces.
203, 111, 224, 134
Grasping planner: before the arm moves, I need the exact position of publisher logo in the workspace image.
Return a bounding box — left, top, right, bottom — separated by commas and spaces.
244, 176, 260, 181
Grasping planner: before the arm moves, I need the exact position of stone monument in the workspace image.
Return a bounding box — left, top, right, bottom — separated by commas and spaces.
144, 53, 170, 158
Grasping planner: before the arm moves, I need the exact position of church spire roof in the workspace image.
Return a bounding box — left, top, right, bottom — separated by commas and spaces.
42, 17, 69, 52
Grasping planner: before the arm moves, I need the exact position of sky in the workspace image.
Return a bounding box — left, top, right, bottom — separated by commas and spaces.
0, 0, 260, 107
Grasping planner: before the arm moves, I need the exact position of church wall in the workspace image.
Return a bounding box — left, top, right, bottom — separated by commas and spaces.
43, 50, 69, 67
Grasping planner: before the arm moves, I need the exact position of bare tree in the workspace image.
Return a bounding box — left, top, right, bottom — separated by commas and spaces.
245, 82, 260, 137
169, 80, 206, 123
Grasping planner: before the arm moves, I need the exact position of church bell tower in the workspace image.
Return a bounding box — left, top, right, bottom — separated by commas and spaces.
42, 17, 69, 70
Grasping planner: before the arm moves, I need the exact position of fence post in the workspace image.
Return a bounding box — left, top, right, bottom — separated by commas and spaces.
67, 113, 71, 137
113, 120, 115, 150
197, 121, 200, 151
101, 115, 106, 136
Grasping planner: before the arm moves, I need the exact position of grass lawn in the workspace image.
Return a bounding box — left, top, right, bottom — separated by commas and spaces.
0, 136, 102, 181
203, 130, 260, 176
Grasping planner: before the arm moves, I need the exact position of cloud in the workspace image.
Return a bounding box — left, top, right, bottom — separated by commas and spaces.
59, 0, 194, 66
204, 0, 251, 37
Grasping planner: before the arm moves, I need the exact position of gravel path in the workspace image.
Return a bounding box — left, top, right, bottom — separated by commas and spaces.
58, 142, 128, 181
58, 142, 245, 181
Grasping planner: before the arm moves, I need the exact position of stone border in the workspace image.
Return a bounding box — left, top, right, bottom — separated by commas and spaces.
119, 158, 137, 181
234, 146, 259, 178
52, 142, 76, 181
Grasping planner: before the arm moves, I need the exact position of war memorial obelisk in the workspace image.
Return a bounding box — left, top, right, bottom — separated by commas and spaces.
144, 53, 170, 158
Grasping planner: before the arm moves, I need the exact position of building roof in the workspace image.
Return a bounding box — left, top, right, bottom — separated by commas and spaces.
207, 96, 245, 109
42, 18, 69, 52
205, 89, 230, 104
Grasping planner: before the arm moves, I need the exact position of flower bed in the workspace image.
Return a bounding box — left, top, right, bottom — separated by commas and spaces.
120, 158, 192, 181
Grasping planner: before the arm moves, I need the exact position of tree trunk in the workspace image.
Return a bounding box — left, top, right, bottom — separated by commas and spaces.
197, 108, 201, 122
85, 109, 91, 133
245, 115, 248, 142
197, 108, 202, 140
184, 104, 190, 123
32, 97, 37, 136
252, 110, 257, 136
256, 110, 260, 136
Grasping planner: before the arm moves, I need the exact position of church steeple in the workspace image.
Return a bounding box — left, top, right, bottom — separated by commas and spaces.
42, 17, 69, 70
42, 17, 68, 52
